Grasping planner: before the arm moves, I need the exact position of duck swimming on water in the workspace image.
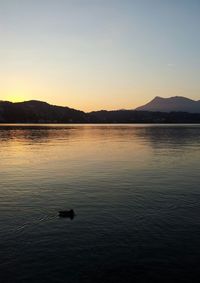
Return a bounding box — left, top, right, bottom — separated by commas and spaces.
58, 209, 75, 219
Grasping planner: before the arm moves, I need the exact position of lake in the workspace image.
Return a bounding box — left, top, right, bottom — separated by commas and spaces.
0, 124, 200, 283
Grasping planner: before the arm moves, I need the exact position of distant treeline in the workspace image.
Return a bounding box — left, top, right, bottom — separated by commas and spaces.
90, 110, 200, 123
0, 100, 200, 123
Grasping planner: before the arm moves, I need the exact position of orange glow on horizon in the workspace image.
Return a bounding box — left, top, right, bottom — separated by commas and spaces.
5, 93, 29, 103
2, 91, 148, 112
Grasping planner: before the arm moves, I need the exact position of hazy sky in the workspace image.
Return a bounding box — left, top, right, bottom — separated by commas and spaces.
0, 0, 199, 111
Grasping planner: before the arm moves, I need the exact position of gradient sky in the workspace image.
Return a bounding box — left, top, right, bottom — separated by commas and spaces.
0, 0, 200, 111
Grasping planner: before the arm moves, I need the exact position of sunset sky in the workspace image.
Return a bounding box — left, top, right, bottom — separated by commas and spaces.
0, 0, 200, 111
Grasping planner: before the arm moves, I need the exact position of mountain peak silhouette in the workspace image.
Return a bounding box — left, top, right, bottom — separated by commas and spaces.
0, 97, 200, 123
136, 96, 200, 113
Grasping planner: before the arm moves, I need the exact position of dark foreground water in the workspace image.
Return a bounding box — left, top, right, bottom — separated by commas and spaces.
0, 124, 200, 283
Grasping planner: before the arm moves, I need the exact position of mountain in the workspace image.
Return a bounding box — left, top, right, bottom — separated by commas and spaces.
136, 96, 200, 113
0, 100, 92, 123
0, 97, 200, 123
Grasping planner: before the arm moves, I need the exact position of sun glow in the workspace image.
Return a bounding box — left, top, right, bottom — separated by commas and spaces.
4, 91, 30, 103
2, 77, 33, 103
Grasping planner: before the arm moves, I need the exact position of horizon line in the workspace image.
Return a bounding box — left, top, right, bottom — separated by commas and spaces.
1, 95, 199, 113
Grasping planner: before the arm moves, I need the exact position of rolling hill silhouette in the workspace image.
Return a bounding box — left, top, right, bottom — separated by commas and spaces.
0, 100, 90, 123
0, 96, 200, 123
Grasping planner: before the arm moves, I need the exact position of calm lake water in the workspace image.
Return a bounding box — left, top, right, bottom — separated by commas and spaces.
0, 124, 200, 283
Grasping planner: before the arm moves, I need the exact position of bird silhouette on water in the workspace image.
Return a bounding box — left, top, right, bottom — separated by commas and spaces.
58, 209, 75, 220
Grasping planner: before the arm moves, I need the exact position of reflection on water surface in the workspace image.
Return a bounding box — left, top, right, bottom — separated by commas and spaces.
0, 124, 200, 283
